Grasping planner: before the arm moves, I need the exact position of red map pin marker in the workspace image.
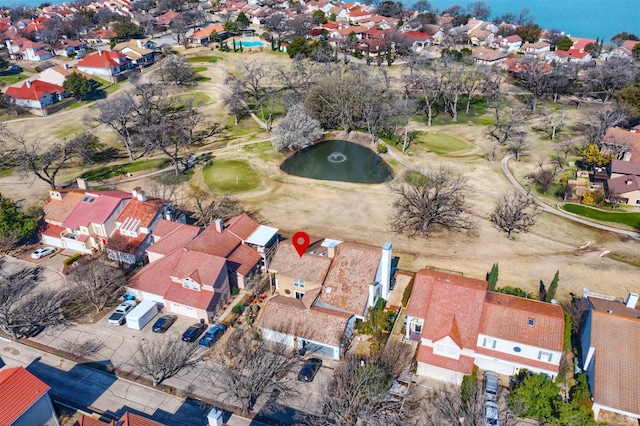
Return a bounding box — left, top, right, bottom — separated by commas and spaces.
292, 231, 310, 257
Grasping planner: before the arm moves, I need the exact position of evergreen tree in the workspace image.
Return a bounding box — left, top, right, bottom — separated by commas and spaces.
63, 72, 92, 100
487, 262, 499, 291
545, 270, 559, 302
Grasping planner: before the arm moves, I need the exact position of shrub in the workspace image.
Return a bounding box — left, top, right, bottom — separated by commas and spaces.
402, 275, 415, 307
231, 304, 245, 314
251, 305, 259, 313
231, 287, 239, 296
582, 190, 605, 207
246, 316, 254, 325
253, 332, 260, 340
376, 142, 388, 154
63, 253, 82, 266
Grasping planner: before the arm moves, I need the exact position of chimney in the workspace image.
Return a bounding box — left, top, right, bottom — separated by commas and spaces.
214, 218, 223, 233
625, 293, 639, 309
207, 408, 224, 426
327, 242, 337, 258
136, 190, 147, 201
98, 49, 102, 56
137, 39, 143, 48
64, 63, 70, 70
76, 177, 88, 190
164, 205, 173, 221
622, 151, 632, 161
380, 242, 392, 300
131, 186, 141, 198
26, 80, 31, 88
626, 179, 632, 185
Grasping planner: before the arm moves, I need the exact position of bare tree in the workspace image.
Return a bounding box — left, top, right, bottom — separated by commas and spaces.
304, 351, 423, 426
272, 103, 323, 152
585, 57, 635, 102
90, 94, 138, 160
209, 326, 300, 416
534, 168, 557, 194
491, 190, 541, 239
67, 256, 126, 313
511, 57, 551, 113
264, 12, 289, 44
487, 103, 526, 161
390, 166, 477, 238
404, 67, 443, 127
539, 107, 567, 140
5, 131, 101, 189
582, 105, 629, 146
507, 135, 528, 161
161, 55, 196, 85
190, 188, 260, 226
0, 263, 68, 339
63, 338, 104, 359
133, 334, 204, 386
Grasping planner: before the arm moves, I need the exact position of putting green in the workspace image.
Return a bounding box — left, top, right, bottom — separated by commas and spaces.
203, 159, 261, 193
415, 131, 472, 154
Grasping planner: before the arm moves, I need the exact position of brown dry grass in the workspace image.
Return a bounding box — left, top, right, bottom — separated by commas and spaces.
1, 53, 638, 303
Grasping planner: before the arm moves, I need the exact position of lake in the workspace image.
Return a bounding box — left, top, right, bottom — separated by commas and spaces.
418, 0, 639, 41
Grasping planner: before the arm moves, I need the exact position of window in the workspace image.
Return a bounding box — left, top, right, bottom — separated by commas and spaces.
433, 337, 460, 359
414, 324, 422, 333
483, 337, 497, 349
295, 291, 304, 300
537, 350, 553, 362
182, 280, 190, 289
513, 346, 522, 353
294, 278, 305, 288
528, 318, 535, 326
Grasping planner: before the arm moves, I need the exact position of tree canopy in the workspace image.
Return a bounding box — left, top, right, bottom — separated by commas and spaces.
271, 103, 323, 153
0, 194, 38, 250
63, 72, 93, 100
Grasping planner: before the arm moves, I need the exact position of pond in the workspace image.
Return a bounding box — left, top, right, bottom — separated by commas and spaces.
280, 140, 393, 184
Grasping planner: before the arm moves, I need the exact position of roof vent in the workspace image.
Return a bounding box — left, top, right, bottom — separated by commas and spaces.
607, 310, 613, 314
319, 252, 327, 257
310, 250, 317, 255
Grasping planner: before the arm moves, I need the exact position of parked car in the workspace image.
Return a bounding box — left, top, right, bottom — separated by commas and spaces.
199, 324, 227, 347
152, 314, 177, 333
297, 358, 322, 382
484, 401, 499, 426
107, 301, 137, 325
31, 247, 55, 259
483, 371, 500, 402
181, 323, 207, 342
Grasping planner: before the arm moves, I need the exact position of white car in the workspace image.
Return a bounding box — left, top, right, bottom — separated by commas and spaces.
107, 301, 137, 325
31, 247, 55, 259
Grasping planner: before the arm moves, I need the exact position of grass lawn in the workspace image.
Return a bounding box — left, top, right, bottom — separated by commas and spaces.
203, 159, 261, 193
415, 131, 472, 154
180, 92, 211, 104
190, 66, 207, 72
0, 73, 28, 85
0, 166, 13, 178
562, 204, 640, 229
223, 116, 262, 137
242, 141, 280, 162
79, 158, 171, 181
186, 56, 220, 63
52, 122, 84, 139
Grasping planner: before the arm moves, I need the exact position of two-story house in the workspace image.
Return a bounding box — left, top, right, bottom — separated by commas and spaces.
580, 293, 640, 422
258, 237, 392, 359
406, 269, 565, 384
5, 38, 53, 61
126, 216, 275, 322
4, 80, 66, 110
605, 160, 640, 206
112, 39, 156, 66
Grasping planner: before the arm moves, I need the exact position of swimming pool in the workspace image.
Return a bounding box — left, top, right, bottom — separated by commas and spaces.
239, 38, 266, 48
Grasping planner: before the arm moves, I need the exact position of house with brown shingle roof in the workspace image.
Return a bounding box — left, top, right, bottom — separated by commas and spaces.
0, 366, 58, 426
406, 269, 564, 384
260, 237, 392, 358
605, 159, 640, 205
581, 294, 640, 422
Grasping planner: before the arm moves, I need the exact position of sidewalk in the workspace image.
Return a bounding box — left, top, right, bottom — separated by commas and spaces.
0, 336, 253, 426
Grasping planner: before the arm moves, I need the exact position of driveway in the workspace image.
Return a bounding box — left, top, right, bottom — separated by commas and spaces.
0, 254, 66, 290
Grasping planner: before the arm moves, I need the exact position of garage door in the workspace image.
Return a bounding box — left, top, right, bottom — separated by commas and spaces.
168, 302, 198, 319
299, 339, 338, 359
41, 235, 63, 248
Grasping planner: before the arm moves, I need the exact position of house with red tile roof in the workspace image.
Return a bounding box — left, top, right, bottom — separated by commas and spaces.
85, 29, 118, 44
126, 216, 276, 320
5, 38, 52, 61
154, 10, 182, 28
494, 34, 522, 52
4, 79, 66, 110
612, 39, 640, 58
406, 269, 564, 384
545, 49, 592, 64
51, 39, 88, 57
0, 366, 59, 426
259, 237, 392, 358
186, 25, 226, 45
40, 184, 172, 255
77, 50, 133, 78
580, 294, 640, 422
74, 411, 165, 426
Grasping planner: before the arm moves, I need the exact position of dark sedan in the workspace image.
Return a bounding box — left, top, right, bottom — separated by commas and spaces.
152, 314, 177, 333
181, 323, 207, 342
297, 358, 322, 382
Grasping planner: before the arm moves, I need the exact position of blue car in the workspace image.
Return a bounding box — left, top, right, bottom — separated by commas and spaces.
181, 323, 207, 342
199, 324, 227, 347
